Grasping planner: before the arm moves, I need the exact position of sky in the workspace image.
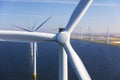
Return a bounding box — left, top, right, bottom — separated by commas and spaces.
0, 0, 120, 34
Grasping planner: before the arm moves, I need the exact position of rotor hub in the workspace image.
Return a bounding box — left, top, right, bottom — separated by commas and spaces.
57, 31, 69, 44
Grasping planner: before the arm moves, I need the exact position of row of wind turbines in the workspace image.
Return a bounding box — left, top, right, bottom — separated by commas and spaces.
79, 27, 110, 44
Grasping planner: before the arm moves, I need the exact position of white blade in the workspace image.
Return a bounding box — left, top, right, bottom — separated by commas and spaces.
12, 24, 32, 32
65, 0, 93, 34
34, 15, 52, 31
0, 30, 56, 42
63, 42, 91, 80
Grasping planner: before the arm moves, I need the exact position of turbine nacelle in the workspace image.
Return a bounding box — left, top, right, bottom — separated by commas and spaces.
57, 31, 70, 44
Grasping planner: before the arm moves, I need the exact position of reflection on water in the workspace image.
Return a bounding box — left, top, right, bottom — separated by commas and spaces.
33, 77, 37, 80
0, 40, 120, 80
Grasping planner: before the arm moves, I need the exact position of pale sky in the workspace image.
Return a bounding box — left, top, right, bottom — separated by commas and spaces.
0, 0, 120, 34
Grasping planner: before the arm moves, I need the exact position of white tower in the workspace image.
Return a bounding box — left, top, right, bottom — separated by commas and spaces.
106, 26, 110, 44
89, 27, 93, 41
80, 27, 83, 39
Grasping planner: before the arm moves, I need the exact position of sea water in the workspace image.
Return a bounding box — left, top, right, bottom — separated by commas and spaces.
0, 40, 120, 80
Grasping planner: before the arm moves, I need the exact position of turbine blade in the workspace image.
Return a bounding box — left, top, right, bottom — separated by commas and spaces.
63, 42, 91, 80
12, 24, 32, 32
31, 20, 39, 31
0, 30, 56, 42
65, 0, 93, 34
34, 15, 52, 31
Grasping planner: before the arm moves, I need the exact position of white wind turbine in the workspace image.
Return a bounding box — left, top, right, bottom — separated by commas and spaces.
80, 27, 83, 39
90, 27, 93, 41
12, 16, 52, 78
0, 0, 93, 80
89, 27, 93, 41
106, 26, 110, 44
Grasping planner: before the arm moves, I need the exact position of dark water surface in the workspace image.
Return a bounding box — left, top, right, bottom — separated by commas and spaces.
0, 40, 120, 80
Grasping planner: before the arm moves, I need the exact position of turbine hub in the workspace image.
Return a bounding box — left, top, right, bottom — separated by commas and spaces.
57, 31, 69, 44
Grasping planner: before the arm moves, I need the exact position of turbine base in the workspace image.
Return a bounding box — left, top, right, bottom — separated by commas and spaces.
33, 73, 37, 78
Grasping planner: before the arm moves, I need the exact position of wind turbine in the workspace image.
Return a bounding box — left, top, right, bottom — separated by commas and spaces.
90, 27, 93, 41
89, 27, 93, 41
0, 0, 93, 80
80, 27, 83, 39
12, 16, 52, 55
105, 26, 110, 44
12, 16, 52, 78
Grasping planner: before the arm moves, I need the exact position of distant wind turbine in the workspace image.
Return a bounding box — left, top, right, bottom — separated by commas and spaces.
89, 27, 93, 41
106, 26, 110, 44
91, 27, 93, 41
0, 0, 93, 80
12, 15, 52, 78
80, 27, 83, 39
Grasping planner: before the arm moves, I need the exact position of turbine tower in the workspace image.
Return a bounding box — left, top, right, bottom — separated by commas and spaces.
90, 27, 93, 41
89, 27, 93, 41
12, 16, 52, 78
0, 0, 93, 80
106, 26, 110, 44
80, 27, 83, 39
